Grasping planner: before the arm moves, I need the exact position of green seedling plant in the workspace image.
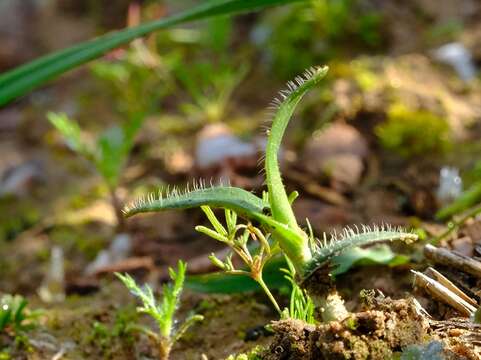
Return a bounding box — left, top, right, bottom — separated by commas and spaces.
280, 260, 316, 323
123, 65, 418, 322
47, 112, 144, 229
116, 261, 203, 360
89, 43, 172, 121
173, 60, 247, 124
1, 294, 41, 347
170, 16, 247, 124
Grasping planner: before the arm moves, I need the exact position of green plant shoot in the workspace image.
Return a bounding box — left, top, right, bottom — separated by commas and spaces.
122, 66, 418, 321
116, 261, 203, 360
47, 112, 144, 229
198, 206, 282, 313
1, 294, 41, 337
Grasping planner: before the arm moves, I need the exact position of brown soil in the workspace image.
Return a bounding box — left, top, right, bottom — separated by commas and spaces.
261, 296, 480, 360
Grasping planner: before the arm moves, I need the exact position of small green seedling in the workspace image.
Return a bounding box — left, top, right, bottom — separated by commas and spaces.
123, 66, 418, 322
116, 261, 203, 360
170, 16, 247, 124
47, 112, 144, 229
1, 294, 41, 346
173, 61, 247, 124
280, 260, 316, 324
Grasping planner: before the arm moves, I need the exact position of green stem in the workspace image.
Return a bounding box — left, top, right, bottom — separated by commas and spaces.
264, 66, 328, 272
431, 205, 481, 245
255, 273, 281, 315
265, 66, 328, 232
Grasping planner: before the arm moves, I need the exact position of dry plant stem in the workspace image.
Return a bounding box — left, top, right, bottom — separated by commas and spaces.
424, 244, 481, 279
159, 337, 171, 360
412, 270, 476, 316
425, 267, 477, 307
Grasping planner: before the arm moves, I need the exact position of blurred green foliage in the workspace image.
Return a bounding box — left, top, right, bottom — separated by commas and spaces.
89, 43, 174, 118
423, 20, 463, 46
376, 103, 451, 157
48, 112, 144, 191
0, 294, 41, 349
256, 0, 384, 78
87, 305, 138, 353
436, 159, 481, 220
0, 202, 39, 242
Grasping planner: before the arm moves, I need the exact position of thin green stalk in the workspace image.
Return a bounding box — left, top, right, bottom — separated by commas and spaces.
265, 66, 328, 231
264, 66, 328, 272
255, 274, 281, 314
431, 205, 481, 245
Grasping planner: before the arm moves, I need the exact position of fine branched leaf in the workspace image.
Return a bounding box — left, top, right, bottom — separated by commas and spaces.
48, 112, 144, 190
47, 112, 92, 159
96, 114, 144, 189
0, 0, 304, 106
116, 260, 189, 340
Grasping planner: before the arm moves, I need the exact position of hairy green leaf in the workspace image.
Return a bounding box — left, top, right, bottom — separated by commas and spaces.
304, 225, 417, 278
265, 65, 328, 231
262, 65, 328, 272
331, 244, 409, 276
123, 186, 267, 219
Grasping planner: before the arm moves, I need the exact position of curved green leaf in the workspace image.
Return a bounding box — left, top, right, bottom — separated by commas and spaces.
0, 0, 304, 107
436, 182, 481, 220
123, 186, 266, 218
331, 244, 409, 276
304, 225, 417, 278
265, 65, 328, 231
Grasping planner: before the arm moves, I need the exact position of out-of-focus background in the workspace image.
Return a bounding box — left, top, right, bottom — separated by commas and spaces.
1, 0, 481, 358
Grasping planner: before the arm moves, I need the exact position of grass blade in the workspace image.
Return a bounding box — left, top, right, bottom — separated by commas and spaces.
0, 0, 304, 107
